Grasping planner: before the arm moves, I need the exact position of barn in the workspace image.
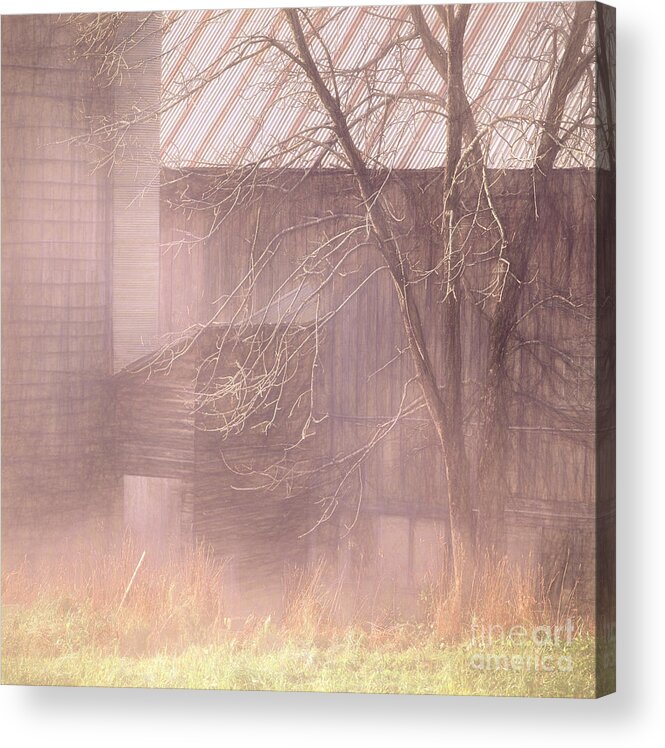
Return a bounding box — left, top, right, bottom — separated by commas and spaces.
1, 7, 614, 618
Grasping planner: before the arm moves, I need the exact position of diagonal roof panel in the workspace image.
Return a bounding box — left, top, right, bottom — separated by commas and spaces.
160, 4, 600, 171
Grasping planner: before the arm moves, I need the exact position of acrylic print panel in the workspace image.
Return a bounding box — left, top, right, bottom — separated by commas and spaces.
0, 3, 615, 697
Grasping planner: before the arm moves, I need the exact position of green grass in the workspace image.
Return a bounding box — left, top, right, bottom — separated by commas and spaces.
1, 601, 599, 697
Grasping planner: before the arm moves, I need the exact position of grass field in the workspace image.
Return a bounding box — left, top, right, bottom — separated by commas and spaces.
1, 542, 606, 697
1, 602, 598, 696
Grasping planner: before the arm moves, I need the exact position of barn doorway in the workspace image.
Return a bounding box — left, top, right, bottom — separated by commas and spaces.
123, 475, 183, 561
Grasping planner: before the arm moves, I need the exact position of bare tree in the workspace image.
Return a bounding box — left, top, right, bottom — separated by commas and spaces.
71, 3, 600, 610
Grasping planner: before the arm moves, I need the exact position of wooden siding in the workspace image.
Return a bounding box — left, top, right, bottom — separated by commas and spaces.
161, 172, 596, 477
115, 364, 196, 480
115, 325, 322, 597
157, 168, 602, 601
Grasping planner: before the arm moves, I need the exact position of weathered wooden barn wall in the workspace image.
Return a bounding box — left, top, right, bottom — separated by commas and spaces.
155, 167, 601, 612
1, 15, 116, 558
115, 325, 322, 615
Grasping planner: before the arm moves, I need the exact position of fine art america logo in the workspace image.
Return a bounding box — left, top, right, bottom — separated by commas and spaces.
468, 620, 576, 673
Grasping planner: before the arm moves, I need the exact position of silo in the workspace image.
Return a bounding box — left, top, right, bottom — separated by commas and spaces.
1, 14, 116, 559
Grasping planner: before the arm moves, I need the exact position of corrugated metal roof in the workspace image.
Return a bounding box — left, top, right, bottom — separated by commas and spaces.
160, 4, 597, 170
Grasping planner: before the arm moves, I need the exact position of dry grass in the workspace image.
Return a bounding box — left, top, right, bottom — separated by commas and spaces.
1, 538, 605, 696
2, 538, 588, 651
421, 548, 587, 642
2, 535, 227, 657
281, 560, 345, 641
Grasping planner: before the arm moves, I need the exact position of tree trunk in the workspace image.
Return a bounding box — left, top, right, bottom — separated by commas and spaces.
286, 7, 477, 595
